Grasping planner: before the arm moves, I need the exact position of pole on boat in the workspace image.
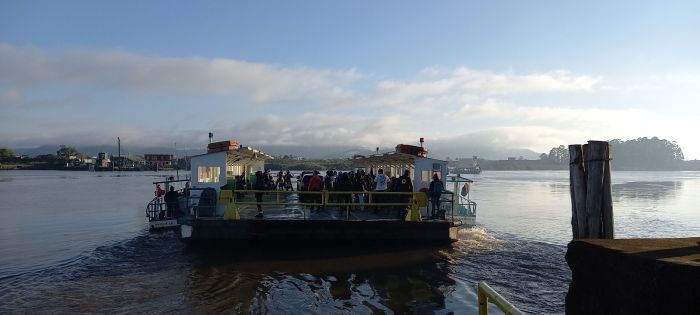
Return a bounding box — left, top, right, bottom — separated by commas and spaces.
569, 141, 614, 239
175, 142, 179, 180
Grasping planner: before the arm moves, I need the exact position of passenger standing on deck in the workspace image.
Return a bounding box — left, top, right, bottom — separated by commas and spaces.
337, 172, 351, 206
254, 170, 265, 218
429, 173, 444, 219
396, 170, 414, 219
374, 169, 389, 213
284, 170, 293, 191
352, 170, 363, 210
155, 184, 166, 197
307, 170, 323, 211
277, 170, 284, 190
164, 186, 180, 218
324, 170, 335, 203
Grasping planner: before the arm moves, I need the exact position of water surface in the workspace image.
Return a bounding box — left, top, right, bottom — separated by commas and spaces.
1, 170, 698, 314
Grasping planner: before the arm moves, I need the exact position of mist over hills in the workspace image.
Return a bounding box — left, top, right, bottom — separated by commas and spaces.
11, 142, 541, 160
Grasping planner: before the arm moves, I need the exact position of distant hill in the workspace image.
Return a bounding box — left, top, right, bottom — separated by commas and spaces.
11, 142, 540, 160
12, 145, 204, 158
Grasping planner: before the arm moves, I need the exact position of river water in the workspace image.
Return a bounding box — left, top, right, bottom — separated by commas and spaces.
1, 170, 699, 314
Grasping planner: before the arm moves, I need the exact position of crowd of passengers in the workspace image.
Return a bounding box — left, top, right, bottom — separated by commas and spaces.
229, 168, 446, 220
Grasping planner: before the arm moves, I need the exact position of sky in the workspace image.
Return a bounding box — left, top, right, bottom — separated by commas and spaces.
1, 1, 699, 159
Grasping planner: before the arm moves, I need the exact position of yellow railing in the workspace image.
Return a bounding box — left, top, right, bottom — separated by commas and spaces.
217, 189, 432, 221
478, 281, 524, 315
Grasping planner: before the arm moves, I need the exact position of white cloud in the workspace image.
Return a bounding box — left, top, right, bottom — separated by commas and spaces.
0, 43, 359, 104
2, 43, 698, 158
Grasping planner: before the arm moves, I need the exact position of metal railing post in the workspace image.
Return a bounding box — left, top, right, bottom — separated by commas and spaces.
478, 286, 488, 315
477, 281, 524, 315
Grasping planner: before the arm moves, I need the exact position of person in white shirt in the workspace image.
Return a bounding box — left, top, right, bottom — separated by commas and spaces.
374, 169, 389, 213
375, 169, 388, 191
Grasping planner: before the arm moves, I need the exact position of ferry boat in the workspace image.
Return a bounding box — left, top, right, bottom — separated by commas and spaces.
147, 139, 477, 245
452, 155, 482, 175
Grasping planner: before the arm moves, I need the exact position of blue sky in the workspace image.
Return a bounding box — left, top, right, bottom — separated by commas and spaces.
1, 1, 699, 158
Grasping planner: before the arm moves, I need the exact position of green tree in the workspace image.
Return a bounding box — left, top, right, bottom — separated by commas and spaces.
547, 145, 569, 164
0, 148, 16, 158
56, 145, 83, 160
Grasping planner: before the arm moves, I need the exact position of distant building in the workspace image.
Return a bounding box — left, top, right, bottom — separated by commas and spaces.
96, 152, 110, 168
507, 157, 516, 161
145, 154, 174, 169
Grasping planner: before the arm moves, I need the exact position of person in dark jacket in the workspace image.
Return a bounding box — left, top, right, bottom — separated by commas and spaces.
396, 170, 414, 219
254, 170, 265, 218
428, 173, 444, 219
164, 186, 180, 218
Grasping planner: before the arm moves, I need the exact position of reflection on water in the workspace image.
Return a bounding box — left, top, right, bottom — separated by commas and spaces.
613, 181, 682, 201
2, 170, 699, 314
1, 227, 570, 314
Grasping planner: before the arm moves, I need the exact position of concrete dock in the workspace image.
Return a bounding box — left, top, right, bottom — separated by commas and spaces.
566, 237, 700, 314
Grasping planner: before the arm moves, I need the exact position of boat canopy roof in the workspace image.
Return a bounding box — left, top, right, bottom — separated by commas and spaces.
351, 152, 445, 167
190, 146, 273, 162
225, 146, 274, 164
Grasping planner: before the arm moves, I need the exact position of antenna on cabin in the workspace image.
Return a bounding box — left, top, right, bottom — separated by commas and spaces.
208, 132, 213, 144
419, 137, 424, 148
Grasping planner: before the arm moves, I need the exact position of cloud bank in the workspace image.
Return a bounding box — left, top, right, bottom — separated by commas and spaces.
2, 43, 696, 158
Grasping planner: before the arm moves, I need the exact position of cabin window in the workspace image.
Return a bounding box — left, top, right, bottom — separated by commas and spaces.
198, 166, 221, 183
227, 165, 243, 176
420, 170, 431, 189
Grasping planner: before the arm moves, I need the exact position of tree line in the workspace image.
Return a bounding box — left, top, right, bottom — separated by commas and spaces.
540, 137, 686, 170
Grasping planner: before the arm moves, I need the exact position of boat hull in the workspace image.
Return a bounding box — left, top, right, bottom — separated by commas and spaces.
149, 219, 179, 230
181, 219, 458, 246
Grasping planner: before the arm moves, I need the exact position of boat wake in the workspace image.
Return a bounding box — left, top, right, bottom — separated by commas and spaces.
454, 226, 507, 253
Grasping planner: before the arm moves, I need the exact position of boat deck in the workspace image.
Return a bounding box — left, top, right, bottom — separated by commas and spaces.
230, 204, 423, 221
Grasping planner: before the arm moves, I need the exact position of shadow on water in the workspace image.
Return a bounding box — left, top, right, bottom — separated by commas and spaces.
1, 230, 459, 314
181, 241, 458, 314
613, 181, 683, 201
1, 226, 571, 314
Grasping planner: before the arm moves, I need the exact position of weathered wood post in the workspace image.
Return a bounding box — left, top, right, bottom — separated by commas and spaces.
586, 141, 605, 237
569, 144, 587, 238
601, 143, 614, 238
569, 140, 613, 239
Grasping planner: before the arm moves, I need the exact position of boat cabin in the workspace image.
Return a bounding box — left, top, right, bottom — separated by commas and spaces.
190, 145, 273, 191
351, 151, 448, 191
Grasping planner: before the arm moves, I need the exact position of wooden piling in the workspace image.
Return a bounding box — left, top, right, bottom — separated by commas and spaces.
569, 144, 587, 238
569, 141, 613, 239
601, 144, 614, 238
585, 141, 606, 237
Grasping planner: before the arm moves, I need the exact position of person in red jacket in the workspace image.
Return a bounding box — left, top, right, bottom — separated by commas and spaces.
307, 170, 323, 211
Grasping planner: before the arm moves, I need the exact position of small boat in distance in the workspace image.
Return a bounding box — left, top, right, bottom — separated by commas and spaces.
453, 155, 482, 175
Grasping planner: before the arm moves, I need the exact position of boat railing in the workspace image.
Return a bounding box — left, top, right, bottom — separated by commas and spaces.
215, 189, 462, 224
477, 281, 523, 315
145, 196, 166, 222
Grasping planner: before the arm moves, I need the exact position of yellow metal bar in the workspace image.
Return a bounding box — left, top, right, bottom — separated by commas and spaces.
230, 190, 421, 207
477, 282, 524, 315
478, 286, 488, 315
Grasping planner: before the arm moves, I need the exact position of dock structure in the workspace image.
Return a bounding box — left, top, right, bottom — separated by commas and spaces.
566, 238, 700, 314
566, 140, 699, 314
